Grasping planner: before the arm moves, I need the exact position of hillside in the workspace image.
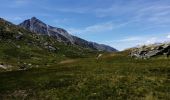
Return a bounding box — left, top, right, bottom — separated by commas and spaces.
0, 18, 100, 71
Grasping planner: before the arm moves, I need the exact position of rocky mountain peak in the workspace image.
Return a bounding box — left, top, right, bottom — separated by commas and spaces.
19, 17, 117, 52
31, 17, 37, 20
30, 17, 44, 25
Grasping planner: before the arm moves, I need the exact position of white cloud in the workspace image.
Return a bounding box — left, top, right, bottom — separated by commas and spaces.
167, 34, 170, 39
145, 37, 157, 44
1, 16, 23, 23
68, 22, 113, 34
68, 21, 130, 35
53, 18, 71, 25
118, 37, 143, 42
102, 32, 170, 50
9, 0, 30, 8
13, 17, 23, 21
43, 6, 90, 14
92, 1, 170, 28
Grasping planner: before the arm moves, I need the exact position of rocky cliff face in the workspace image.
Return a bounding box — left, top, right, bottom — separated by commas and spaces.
19, 17, 117, 52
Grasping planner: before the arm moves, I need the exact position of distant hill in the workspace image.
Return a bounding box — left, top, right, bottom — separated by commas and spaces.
19, 17, 117, 52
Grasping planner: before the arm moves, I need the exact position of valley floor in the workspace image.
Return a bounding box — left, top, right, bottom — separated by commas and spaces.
0, 52, 170, 100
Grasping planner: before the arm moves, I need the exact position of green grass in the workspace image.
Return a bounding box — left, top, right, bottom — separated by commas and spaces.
0, 52, 169, 100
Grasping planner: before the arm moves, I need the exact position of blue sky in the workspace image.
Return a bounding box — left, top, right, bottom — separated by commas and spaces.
1, 0, 170, 50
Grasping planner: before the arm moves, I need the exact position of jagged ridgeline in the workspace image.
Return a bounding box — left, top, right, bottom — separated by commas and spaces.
19, 17, 117, 52
0, 17, 110, 70
0, 17, 118, 53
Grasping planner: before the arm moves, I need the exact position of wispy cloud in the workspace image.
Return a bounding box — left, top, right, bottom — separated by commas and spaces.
9, 0, 31, 8
2, 16, 23, 22
93, 1, 170, 27
68, 22, 114, 34
166, 33, 170, 39
68, 21, 130, 35
117, 37, 143, 42
44, 0, 170, 34
43, 6, 90, 14
53, 18, 71, 24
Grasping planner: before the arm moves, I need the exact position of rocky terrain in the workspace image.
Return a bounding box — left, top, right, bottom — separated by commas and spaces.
130, 43, 170, 58
19, 17, 117, 52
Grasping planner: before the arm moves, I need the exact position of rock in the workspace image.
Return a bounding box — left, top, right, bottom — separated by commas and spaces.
15, 33, 23, 40
0, 63, 6, 69
19, 63, 29, 70
16, 45, 21, 48
97, 54, 103, 60
130, 43, 170, 59
19, 65, 27, 70
44, 42, 48, 46
35, 65, 39, 68
44, 45, 57, 51
27, 41, 33, 45
48, 46, 56, 51
0, 63, 13, 70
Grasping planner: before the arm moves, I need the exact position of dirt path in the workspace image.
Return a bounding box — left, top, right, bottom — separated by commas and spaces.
59, 59, 77, 64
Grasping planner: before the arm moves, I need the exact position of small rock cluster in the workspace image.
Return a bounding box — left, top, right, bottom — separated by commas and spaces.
43, 42, 58, 51
0, 62, 12, 70
18, 62, 32, 70
0, 62, 6, 69
130, 43, 170, 59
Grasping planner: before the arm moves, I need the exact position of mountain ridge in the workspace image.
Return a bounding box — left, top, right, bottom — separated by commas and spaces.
19, 17, 117, 52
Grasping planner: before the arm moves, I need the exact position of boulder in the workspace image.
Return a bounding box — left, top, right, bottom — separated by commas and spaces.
0, 63, 6, 69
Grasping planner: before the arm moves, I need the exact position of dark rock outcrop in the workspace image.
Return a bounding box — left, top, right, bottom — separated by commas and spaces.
130, 43, 170, 58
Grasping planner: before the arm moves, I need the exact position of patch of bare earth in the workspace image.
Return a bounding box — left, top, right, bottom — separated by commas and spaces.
59, 59, 77, 64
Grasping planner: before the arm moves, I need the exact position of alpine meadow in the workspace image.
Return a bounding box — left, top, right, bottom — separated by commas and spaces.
0, 0, 170, 100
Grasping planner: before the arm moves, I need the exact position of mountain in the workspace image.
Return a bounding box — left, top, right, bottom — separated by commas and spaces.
0, 17, 117, 71
0, 17, 100, 70
19, 17, 117, 52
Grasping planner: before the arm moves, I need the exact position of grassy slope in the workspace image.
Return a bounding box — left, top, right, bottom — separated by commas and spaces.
0, 52, 169, 100
0, 18, 98, 71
